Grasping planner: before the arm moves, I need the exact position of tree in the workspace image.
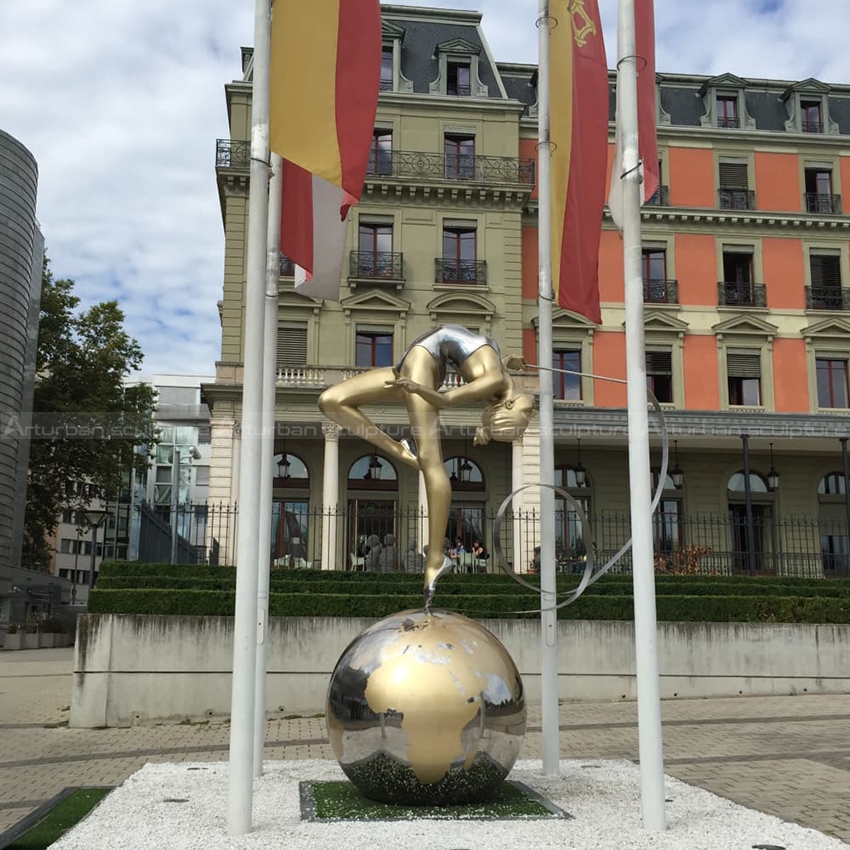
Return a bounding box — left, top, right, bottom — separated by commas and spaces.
21, 257, 156, 570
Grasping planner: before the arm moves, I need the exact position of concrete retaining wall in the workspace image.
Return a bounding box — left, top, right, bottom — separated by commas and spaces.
70, 614, 850, 727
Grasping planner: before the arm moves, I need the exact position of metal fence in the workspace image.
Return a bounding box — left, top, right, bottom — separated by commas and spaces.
120, 502, 850, 578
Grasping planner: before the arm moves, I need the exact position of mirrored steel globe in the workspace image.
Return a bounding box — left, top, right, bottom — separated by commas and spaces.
326, 608, 526, 805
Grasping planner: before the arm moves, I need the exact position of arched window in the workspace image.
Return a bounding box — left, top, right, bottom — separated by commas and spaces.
348, 454, 398, 491
727, 471, 769, 494
818, 472, 846, 496
273, 453, 309, 487
651, 467, 681, 555
444, 456, 484, 491
554, 465, 591, 569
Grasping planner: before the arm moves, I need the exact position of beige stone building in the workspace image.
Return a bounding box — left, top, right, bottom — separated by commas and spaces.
205, 4, 850, 577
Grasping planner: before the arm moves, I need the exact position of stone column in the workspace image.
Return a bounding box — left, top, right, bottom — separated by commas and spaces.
520, 420, 542, 575
512, 437, 524, 573
321, 422, 340, 571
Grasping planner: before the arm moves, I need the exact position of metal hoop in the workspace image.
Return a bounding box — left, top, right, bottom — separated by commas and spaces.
489, 386, 670, 615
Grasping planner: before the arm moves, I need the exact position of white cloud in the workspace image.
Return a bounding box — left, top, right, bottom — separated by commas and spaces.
1, 0, 848, 377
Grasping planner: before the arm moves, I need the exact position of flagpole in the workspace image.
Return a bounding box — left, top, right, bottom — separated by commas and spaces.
536, 0, 560, 777
617, 0, 666, 830
228, 0, 272, 834
253, 151, 282, 778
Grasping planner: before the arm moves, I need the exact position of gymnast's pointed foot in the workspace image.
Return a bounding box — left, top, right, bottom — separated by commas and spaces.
423, 555, 454, 611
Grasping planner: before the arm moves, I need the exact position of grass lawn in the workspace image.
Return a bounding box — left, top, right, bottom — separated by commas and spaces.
5, 788, 110, 849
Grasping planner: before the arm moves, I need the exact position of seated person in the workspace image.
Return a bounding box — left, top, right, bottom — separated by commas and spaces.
449, 536, 465, 559
471, 540, 488, 560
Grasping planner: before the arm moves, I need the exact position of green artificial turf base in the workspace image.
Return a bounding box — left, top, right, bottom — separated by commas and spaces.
3, 788, 110, 850
301, 780, 568, 821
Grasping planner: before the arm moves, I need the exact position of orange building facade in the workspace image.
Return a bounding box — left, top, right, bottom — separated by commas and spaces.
207, 8, 850, 577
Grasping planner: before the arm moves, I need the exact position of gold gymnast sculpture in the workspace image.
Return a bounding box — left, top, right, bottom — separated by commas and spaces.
319, 324, 534, 606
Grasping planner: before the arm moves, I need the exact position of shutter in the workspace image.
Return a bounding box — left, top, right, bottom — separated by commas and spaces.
645, 351, 672, 375
194, 466, 210, 486
277, 323, 307, 368
726, 352, 761, 377
817, 351, 850, 361
810, 255, 842, 289
197, 425, 211, 445
718, 162, 749, 188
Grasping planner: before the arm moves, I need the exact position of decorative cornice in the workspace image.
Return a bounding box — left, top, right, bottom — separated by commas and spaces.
363, 179, 530, 209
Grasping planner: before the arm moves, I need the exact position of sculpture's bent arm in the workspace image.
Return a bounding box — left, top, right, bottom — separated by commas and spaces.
398, 372, 508, 409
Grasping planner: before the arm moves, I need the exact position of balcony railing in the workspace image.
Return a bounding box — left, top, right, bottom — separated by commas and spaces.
643, 278, 678, 304
349, 251, 404, 281
802, 120, 824, 134
644, 185, 670, 206
436, 258, 487, 286
718, 281, 767, 308
447, 84, 472, 96
379, 79, 393, 92
216, 139, 250, 169
806, 286, 850, 311
718, 189, 756, 210
717, 116, 740, 129
805, 193, 842, 215
365, 149, 535, 185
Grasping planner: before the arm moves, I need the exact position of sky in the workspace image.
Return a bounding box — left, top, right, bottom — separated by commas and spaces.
1, 0, 849, 379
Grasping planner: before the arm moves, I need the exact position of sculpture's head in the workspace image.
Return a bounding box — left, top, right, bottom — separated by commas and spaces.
474, 380, 534, 445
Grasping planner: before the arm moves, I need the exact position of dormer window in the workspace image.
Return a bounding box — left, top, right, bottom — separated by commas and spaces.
447, 62, 471, 96
801, 100, 823, 133
716, 95, 739, 128
380, 47, 393, 92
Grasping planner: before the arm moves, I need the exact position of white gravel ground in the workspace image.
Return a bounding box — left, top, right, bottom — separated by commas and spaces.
50, 758, 848, 850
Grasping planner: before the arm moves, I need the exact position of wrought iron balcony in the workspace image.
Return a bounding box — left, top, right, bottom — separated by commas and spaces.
280, 254, 296, 276
645, 185, 670, 206
349, 251, 404, 281
718, 281, 767, 308
717, 116, 740, 129
447, 84, 472, 96
643, 278, 678, 304
436, 258, 487, 286
379, 79, 393, 92
216, 139, 250, 169
365, 149, 535, 185
806, 286, 850, 310
805, 193, 842, 215
718, 189, 756, 211
802, 120, 824, 134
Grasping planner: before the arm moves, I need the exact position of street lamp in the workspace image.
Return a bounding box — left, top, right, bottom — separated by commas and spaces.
671, 440, 685, 489
574, 439, 587, 488
84, 509, 110, 590
459, 457, 473, 484
277, 454, 292, 478
767, 442, 780, 491
367, 455, 383, 480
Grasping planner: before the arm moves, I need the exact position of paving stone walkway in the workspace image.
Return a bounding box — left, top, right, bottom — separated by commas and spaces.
1, 647, 848, 844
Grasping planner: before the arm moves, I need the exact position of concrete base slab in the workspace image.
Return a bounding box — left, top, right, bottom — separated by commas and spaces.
50, 759, 849, 849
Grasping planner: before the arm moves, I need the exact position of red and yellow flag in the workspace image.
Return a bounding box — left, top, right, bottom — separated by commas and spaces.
270, 0, 381, 299
552, 0, 609, 324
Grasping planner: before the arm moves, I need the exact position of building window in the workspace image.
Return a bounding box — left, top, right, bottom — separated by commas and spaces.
357, 223, 393, 278
819, 472, 846, 496
727, 351, 762, 406
441, 226, 477, 283
720, 248, 762, 306
367, 130, 393, 176
277, 322, 308, 370
716, 95, 739, 128
816, 358, 849, 408
809, 253, 843, 309
447, 62, 471, 96
380, 46, 393, 91
444, 134, 475, 180
805, 168, 837, 214
718, 161, 753, 209
553, 350, 581, 400
641, 248, 670, 303
723, 249, 753, 283
356, 331, 393, 368
554, 466, 591, 570
646, 350, 673, 403
801, 100, 823, 133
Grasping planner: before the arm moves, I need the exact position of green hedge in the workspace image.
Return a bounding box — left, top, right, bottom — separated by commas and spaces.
86, 588, 850, 623
93, 573, 850, 599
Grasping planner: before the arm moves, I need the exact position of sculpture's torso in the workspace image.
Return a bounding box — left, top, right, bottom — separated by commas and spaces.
398, 325, 501, 383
